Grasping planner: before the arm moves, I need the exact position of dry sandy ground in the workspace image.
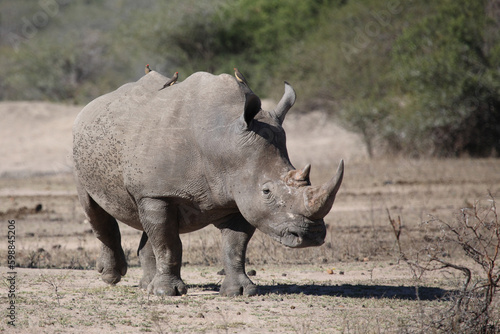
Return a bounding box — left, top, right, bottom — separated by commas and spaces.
0, 264, 459, 334
1, 101, 499, 333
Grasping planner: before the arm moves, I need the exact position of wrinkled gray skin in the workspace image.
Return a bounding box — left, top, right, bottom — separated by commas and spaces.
73, 71, 344, 296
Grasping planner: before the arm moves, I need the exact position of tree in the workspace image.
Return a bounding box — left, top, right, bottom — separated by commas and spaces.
391, 0, 500, 156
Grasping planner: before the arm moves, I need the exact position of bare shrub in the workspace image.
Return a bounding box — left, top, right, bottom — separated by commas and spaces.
389, 193, 500, 333
39, 272, 69, 307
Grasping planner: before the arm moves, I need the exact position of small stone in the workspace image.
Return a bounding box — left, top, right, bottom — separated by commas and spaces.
236, 311, 241, 315
281, 273, 287, 277
290, 305, 296, 309
217, 268, 225, 275
196, 313, 204, 318
326, 269, 333, 275
339, 271, 345, 275
247, 269, 257, 276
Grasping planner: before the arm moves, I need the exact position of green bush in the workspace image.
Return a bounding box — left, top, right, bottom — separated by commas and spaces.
135, 0, 343, 95
296, 0, 500, 157
0, 0, 143, 103
390, 0, 500, 156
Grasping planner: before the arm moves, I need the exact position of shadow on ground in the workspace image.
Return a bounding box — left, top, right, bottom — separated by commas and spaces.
259, 284, 450, 301
190, 283, 450, 301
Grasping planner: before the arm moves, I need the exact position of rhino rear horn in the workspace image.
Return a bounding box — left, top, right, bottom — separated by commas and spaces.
242, 93, 262, 127
285, 164, 311, 187
297, 164, 311, 182
273, 82, 296, 125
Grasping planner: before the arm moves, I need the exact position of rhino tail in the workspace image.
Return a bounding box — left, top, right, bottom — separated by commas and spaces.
137, 231, 149, 256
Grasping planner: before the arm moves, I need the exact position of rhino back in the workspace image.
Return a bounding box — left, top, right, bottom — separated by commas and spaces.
73, 72, 244, 225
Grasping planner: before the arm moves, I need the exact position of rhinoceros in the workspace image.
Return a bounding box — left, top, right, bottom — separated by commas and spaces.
73, 71, 344, 296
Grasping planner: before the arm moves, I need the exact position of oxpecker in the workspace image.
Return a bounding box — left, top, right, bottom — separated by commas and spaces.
234, 68, 248, 86
159, 72, 179, 90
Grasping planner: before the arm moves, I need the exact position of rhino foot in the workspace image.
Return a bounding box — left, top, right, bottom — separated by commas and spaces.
96, 246, 127, 285
147, 274, 187, 296
139, 272, 155, 290
138, 235, 156, 290
220, 274, 257, 296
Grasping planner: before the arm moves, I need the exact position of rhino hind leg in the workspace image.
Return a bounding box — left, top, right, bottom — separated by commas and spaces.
137, 232, 157, 289
139, 198, 187, 296
217, 214, 257, 296
77, 191, 127, 284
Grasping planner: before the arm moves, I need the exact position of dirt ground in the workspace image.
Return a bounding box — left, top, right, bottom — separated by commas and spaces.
1, 101, 499, 333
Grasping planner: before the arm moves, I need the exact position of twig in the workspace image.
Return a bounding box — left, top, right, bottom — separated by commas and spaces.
387, 209, 403, 263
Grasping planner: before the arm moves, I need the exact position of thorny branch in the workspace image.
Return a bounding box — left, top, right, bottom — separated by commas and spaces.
388, 193, 500, 333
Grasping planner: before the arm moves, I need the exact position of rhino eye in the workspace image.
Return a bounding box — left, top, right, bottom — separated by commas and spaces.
262, 186, 271, 196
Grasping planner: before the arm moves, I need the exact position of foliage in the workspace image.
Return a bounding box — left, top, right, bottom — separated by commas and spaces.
390, 0, 500, 156
276, 0, 500, 157
133, 0, 343, 95
0, 0, 141, 103
217, 0, 342, 58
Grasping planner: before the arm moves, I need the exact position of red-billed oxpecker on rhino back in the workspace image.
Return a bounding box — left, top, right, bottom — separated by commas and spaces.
73, 71, 344, 296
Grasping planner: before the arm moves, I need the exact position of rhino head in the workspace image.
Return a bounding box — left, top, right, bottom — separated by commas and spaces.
229, 82, 344, 248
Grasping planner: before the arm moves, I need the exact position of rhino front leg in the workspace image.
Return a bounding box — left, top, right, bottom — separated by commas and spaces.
137, 232, 156, 290
216, 214, 257, 296
139, 198, 186, 296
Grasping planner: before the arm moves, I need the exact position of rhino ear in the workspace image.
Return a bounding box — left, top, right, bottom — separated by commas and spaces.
273, 81, 296, 124
242, 93, 262, 128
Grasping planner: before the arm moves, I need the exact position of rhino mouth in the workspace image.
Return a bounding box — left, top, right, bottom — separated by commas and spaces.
278, 219, 326, 248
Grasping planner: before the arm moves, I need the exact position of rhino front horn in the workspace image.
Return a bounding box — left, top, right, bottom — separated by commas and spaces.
304, 160, 344, 220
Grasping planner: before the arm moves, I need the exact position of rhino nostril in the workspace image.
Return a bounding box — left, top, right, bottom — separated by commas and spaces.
290, 231, 300, 238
